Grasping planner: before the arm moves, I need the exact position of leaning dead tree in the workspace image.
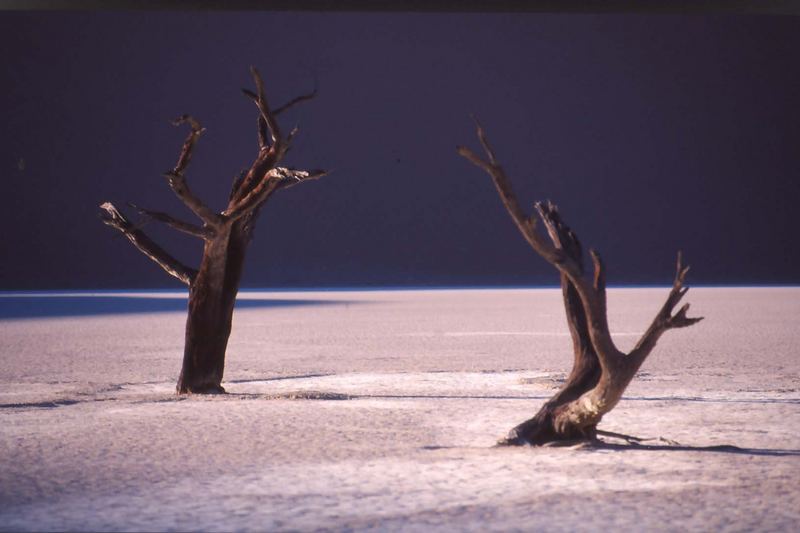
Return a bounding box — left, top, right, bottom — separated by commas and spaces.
457, 118, 703, 446
100, 67, 325, 394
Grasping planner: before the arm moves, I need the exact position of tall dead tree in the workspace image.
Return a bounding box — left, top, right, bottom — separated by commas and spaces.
100, 67, 325, 394
457, 118, 703, 446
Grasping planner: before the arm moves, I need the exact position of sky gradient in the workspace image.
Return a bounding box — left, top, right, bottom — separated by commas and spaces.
2, 11, 798, 289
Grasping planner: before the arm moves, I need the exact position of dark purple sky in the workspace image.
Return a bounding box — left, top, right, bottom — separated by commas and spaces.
2, 11, 798, 289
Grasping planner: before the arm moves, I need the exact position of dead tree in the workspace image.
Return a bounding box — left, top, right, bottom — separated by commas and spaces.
100, 67, 325, 394
457, 118, 703, 445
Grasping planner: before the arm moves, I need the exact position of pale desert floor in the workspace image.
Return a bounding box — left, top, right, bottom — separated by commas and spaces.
1, 287, 798, 532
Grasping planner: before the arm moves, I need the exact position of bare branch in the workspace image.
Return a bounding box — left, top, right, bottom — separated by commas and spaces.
663, 251, 703, 329
532, 204, 617, 363
223, 167, 327, 221
229, 149, 280, 204
589, 249, 608, 319
99, 202, 197, 286
531, 200, 604, 410
534, 201, 583, 262
170, 114, 204, 176
233, 67, 299, 203
470, 114, 498, 166
273, 85, 318, 117
229, 170, 247, 202
285, 125, 299, 146
590, 249, 605, 294
241, 89, 270, 149
670, 302, 704, 329
127, 203, 213, 240
243, 85, 316, 118
631, 251, 703, 363
163, 116, 220, 226
534, 201, 609, 317
276, 167, 327, 191
248, 66, 281, 147
459, 117, 622, 365
456, 145, 548, 260
163, 170, 221, 225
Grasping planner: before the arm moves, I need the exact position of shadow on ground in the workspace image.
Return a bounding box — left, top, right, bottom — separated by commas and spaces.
0, 295, 354, 319
586, 441, 800, 457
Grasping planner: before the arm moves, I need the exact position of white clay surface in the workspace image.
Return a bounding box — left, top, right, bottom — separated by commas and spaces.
1, 287, 798, 531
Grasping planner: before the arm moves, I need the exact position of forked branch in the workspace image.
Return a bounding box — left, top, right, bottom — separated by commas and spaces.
456, 144, 545, 259
458, 117, 621, 366
243, 66, 282, 150
99, 202, 197, 286
229, 67, 319, 209
164, 115, 220, 226
243, 84, 317, 118
630, 251, 704, 365
223, 167, 327, 221
224, 67, 327, 219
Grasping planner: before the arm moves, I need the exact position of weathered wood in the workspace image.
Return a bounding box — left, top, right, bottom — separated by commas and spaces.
127, 203, 213, 240
163, 116, 221, 227
100, 67, 324, 394
224, 167, 327, 221
99, 202, 197, 286
459, 118, 703, 445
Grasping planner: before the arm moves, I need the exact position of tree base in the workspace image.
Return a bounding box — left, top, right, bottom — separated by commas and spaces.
176, 383, 226, 395
496, 407, 598, 447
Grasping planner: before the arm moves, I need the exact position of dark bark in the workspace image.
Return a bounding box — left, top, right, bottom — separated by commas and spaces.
100, 67, 325, 394
176, 221, 251, 393
458, 118, 703, 445
501, 203, 603, 445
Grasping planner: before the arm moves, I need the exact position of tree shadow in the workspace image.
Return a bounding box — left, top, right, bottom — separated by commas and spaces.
625, 395, 800, 405
490, 429, 800, 457
560, 430, 800, 456
586, 440, 800, 457
359, 393, 550, 400
0, 399, 80, 410
226, 373, 335, 384
217, 391, 354, 401
0, 294, 357, 319
0, 389, 355, 411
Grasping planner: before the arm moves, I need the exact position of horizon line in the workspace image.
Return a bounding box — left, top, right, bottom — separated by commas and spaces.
0, 283, 798, 296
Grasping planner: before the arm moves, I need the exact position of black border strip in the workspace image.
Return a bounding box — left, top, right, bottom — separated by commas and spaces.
1, 0, 798, 15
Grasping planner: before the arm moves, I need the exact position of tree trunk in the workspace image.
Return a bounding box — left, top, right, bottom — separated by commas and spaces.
501, 205, 603, 445
176, 222, 251, 394
458, 117, 704, 446
100, 67, 325, 395
176, 220, 236, 394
